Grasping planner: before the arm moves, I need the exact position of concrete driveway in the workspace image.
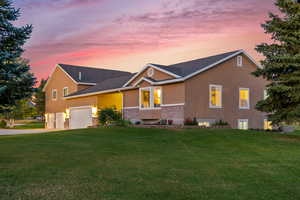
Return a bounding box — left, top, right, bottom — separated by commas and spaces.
0, 129, 55, 136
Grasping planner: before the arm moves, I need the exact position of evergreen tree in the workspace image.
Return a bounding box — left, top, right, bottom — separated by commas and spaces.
253, 0, 300, 125
0, 0, 35, 113
33, 79, 46, 118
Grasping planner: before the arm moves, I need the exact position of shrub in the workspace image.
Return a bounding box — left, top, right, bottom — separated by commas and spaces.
168, 120, 173, 125
184, 117, 198, 126
98, 107, 122, 125
0, 120, 7, 128
213, 120, 229, 126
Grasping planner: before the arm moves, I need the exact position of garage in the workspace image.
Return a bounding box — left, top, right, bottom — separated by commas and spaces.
46, 113, 55, 129
69, 107, 93, 129
55, 113, 65, 129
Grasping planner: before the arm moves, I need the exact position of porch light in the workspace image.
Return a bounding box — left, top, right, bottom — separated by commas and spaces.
65, 109, 70, 119
92, 106, 98, 117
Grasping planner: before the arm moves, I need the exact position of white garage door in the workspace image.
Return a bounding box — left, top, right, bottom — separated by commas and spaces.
47, 113, 55, 129
56, 113, 65, 129
70, 107, 93, 129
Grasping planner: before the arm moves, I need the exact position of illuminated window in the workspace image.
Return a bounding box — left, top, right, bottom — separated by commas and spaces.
238, 119, 248, 130
52, 89, 57, 100
63, 87, 68, 97
237, 56, 243, 67
198, 122, 210, 127
264, 89, 268, 100
140, 87, 162, 109
140, 88, 151, 108
239, 88, 250, 109
154, 88, 161, 107
264, 119, 272, 130
209, 85, 222, 108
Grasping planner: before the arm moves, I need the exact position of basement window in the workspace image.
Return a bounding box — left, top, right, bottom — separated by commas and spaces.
264, 119, 273, 130
238, 119, 248, 130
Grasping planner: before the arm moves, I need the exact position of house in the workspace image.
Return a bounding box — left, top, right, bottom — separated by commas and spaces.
44, 50, 270, 130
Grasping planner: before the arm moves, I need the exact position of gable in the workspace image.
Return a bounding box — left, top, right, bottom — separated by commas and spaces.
128, 66, 177, 87
43, 66, 77, 92
187, 54, 264, 85
124, 64, 181, 87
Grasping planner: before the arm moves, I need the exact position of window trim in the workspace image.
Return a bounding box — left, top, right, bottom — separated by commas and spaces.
139, 86, 162, 110
237, 55, 243, 67
52, 89, 57, 101
209, 84, 222, 109
239, 88, 250, 109
238, 119, 249, 130
63, 87, 69, 97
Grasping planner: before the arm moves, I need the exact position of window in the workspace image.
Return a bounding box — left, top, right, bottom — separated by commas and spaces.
154, 87, 161, 107
239, 88, 250, 109
198, 122, 210, 127
209, 85, 222, 108
264, 119, 273, 130
264, 89, 268, 100
79, 72, 82, 80
52, 89, 57, 100
63, 87, 68, 97
140, 87, 162, 109
237, 56, 243, 67
238, 119, 248, 130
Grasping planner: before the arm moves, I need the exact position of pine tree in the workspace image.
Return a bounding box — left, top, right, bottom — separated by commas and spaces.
0, 0, 35, 113
253, 0, 300, 125
33, 79, 46, 118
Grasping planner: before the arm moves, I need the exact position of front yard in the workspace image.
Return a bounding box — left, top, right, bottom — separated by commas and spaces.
0, 128, 300, 200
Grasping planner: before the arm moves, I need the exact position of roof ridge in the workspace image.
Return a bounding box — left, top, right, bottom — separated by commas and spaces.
166, 50, 242, 67
58, 63, 132, 74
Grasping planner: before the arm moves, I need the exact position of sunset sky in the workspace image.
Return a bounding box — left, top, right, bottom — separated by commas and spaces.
14, 0, 278, 81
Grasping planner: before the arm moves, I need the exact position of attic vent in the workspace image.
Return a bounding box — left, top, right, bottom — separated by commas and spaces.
79, 72, 82, 80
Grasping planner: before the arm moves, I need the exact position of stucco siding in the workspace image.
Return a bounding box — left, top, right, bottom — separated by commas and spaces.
184, 54, 268, 128
67, 95, 98, 109
45, 67, 78, 113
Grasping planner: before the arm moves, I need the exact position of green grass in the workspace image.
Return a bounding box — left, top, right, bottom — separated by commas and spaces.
12, 121, 45, 129
1, 128, 300, 200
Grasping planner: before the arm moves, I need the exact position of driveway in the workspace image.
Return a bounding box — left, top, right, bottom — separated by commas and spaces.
0, 129, 56, 136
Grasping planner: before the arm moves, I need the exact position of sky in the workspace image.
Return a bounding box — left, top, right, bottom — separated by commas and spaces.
13, 0, 278, 81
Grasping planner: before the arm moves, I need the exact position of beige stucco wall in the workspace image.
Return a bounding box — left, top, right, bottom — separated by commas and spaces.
66, 95, 98, 109
184, 54, 268, 128
123, 89, 139, 107
162, 83, 185, 105
45, 67, 78, 113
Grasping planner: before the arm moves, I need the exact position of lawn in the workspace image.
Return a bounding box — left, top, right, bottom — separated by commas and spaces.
12, 121, 45, 129
1, 128, 300, 200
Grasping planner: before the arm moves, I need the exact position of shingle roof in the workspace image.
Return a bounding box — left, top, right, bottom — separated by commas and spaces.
59, 64, 132, 83
150, 50, 241, 77
67, 74, 134, 97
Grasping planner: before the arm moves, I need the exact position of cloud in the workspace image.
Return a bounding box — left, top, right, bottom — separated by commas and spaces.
15, 0, 277, 81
